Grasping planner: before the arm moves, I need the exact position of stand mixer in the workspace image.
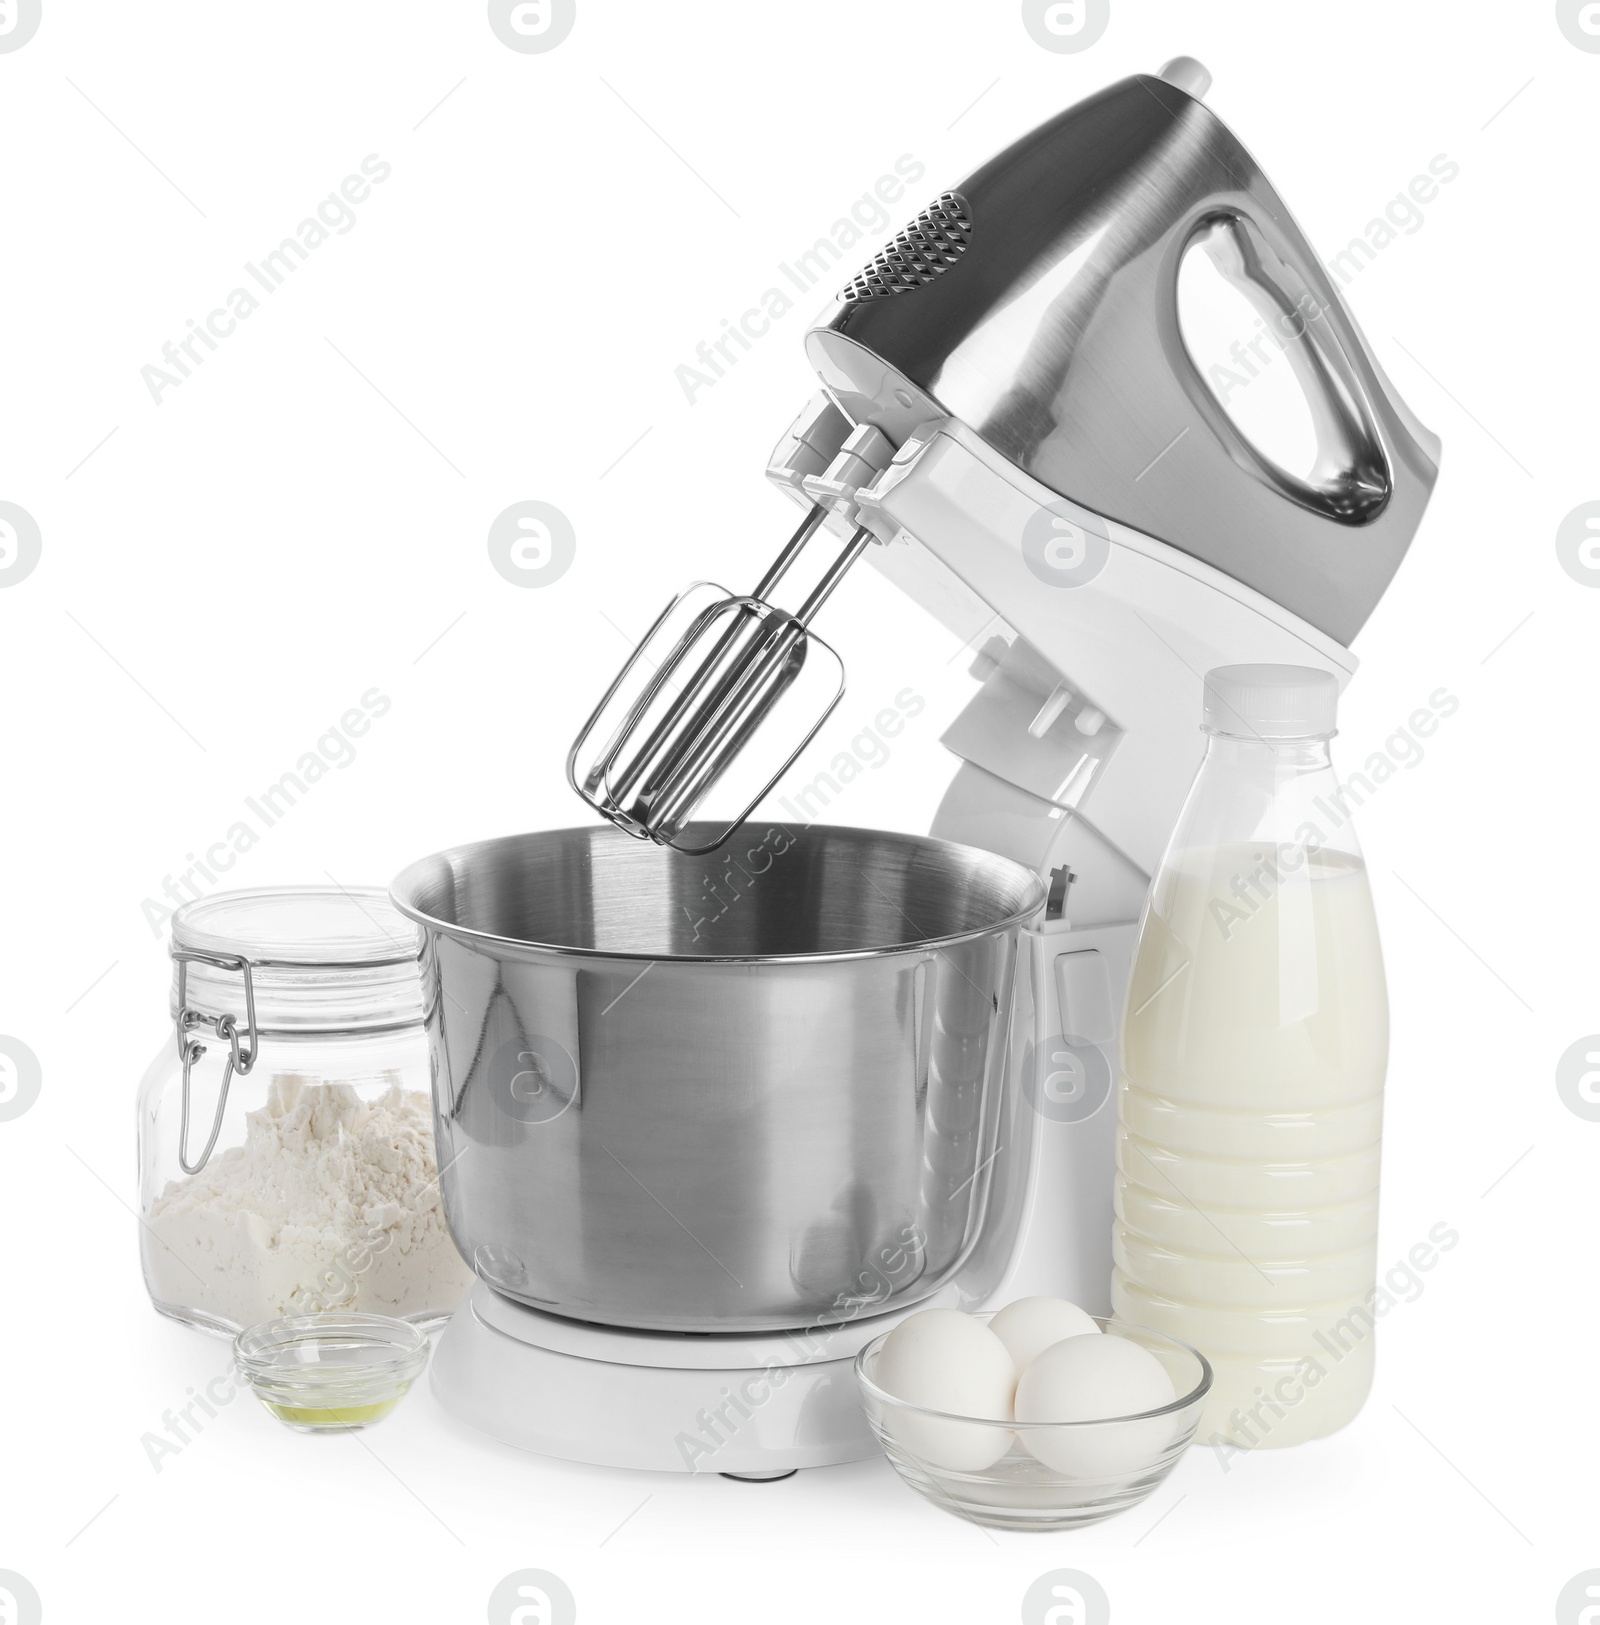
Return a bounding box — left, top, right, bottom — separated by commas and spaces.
402, 58, 1439, 1475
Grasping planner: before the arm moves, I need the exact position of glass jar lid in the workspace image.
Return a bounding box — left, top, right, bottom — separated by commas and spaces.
170, 886, 425, 1034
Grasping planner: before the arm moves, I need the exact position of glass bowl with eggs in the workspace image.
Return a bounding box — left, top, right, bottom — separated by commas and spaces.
854, 1297, 1212, 1531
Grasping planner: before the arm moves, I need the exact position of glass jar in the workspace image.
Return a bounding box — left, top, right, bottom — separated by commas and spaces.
137, 886, 475, 1336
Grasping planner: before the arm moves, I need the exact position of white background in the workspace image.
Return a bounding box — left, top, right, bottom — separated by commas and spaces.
1, 1, 1594, 1620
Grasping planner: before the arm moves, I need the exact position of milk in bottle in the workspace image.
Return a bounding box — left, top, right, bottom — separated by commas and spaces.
1113, 665, 1387, 1446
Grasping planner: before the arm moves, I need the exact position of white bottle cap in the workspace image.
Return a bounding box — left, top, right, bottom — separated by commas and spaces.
1203, 663, 1338, 740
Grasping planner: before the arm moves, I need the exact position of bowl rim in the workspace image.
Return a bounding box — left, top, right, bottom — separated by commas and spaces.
233, 1312, 430, 1378
853, 1312, 1213, 1427
389, 823, 1050, 966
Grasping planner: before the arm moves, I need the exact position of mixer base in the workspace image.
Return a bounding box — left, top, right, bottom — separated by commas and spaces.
430, 1282, 945, 1474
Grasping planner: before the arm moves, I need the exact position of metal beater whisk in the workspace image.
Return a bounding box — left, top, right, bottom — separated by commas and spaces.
568, 505, 874, 855
568, 410, 897, 854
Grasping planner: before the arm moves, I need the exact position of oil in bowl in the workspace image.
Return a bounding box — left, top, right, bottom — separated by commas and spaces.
234, 1313, 430, 1433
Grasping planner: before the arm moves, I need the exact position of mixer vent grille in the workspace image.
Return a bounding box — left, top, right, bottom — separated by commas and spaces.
840, 191, 972, 301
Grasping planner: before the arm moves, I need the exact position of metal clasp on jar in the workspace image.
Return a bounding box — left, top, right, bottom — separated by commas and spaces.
172, 950, 259, 1175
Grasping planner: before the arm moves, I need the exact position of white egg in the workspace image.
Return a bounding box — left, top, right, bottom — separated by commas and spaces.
873, 1309, 1017, 1471
1013, 1333, 1177, 1479
988, 1296, 1100, 1371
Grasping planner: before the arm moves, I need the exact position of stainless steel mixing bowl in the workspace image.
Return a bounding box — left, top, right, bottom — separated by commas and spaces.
391, 824, 1045, 1333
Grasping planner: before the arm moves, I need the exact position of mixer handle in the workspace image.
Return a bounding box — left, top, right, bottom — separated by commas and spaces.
1181, 206, 1393, 526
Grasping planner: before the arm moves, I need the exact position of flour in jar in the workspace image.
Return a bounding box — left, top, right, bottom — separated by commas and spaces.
145, 1073, 474, 1330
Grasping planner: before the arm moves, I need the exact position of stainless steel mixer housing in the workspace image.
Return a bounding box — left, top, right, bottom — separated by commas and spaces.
808, 60, 1438, 647
391, 826, 1046, 1332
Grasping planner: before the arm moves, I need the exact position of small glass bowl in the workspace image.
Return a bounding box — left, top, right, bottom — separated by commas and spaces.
234, 1313, 430, 1433
854, 1314, 1212, 1532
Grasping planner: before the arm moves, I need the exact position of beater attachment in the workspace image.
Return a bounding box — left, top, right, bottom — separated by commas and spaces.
568, 410, 893, 854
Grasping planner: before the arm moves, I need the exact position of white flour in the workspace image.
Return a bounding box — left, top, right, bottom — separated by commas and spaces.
146, 1073, 474, 1330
